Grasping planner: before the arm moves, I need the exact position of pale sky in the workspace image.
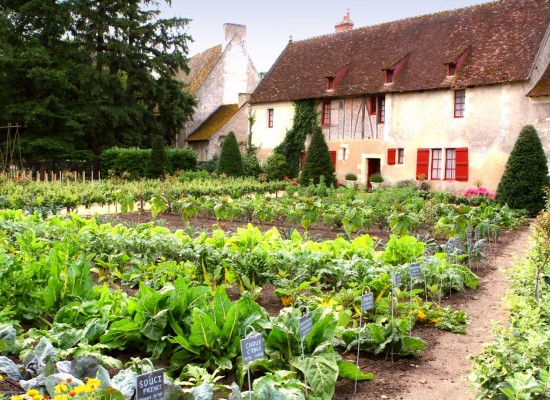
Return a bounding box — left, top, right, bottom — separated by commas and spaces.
159, 0, 494, 73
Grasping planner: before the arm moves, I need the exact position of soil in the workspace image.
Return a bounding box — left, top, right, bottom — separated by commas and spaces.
0, 210, 532, 400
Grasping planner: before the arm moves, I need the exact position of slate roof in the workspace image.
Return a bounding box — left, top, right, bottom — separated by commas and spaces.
175, 45, 222, 94
251, 0, 550, 104
186, 104, 239, 141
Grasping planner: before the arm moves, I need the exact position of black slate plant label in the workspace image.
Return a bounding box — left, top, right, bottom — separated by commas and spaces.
361, 292, 374, 311
394, 273, 402, 287
410, 263, 421, 277
241, 334, 264, 364
136, 369, 164, 400
299, 312, 313, 338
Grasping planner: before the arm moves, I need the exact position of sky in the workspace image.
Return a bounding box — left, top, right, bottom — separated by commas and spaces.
159, 0, 494, 73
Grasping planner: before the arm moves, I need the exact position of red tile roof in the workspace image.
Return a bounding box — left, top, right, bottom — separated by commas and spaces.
251, 0, 550, 103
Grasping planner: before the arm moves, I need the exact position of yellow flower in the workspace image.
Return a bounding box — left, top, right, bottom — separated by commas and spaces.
73, 385, 87, 395
85, 378, 101, 391
27, 390, 40, 397
54, 383, 68, 394
32, 395, 44, 400
11, 396, 24, 400
53, 396, 68, 400
0, 375, 3, 381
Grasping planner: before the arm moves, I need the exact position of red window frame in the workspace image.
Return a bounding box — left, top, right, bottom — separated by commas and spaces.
385, 69, 394, 84
445, 148, 456, 180
378, 96, 385, 124
454, 90, 465, 118
267, 108, 274, 128
397, 148, 404, 164
448, 63, 457, 76
368, 98, 376, 115
321, 101, 331, 126
431, 148, 442, 180
327, 77, 335, 90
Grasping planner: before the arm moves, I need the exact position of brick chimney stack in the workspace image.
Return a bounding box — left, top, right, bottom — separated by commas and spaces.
335, 9, 354, 33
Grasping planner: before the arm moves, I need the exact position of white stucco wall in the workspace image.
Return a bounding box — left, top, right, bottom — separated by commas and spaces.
251, 101, 295, 159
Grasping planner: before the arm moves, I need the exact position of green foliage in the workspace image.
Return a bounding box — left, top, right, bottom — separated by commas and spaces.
274, 100, 319, 178
0, 1, 196, 159
264, 153, 288, 181
166, 148, 198, 174
149, 136, 167, 179
300, 127, 336, 187
242, 153, 263, 178
496, 125, 549, 216
216, 132, 244, 177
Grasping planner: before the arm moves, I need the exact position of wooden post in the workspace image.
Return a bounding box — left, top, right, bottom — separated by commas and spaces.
82, 170, 85, 183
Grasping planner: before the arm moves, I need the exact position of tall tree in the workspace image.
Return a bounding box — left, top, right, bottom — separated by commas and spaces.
0, 0, 196, 161
300, 127, 336, 186
496, 125, 549, 216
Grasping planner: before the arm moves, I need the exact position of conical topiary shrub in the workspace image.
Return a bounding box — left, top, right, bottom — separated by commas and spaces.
149, 135, 167, 178
216, 132, 244, 177
496, 125, 549, 216
300, 127, 336, 186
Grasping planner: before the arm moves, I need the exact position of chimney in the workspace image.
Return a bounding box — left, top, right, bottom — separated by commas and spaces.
335, 9, 354, 33
223, 23, 246, 51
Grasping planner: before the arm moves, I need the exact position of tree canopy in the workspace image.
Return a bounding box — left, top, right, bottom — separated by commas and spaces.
0, 0, 196, 161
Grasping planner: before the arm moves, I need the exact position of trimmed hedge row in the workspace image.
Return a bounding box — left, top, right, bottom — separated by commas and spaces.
100, 147, 197, 179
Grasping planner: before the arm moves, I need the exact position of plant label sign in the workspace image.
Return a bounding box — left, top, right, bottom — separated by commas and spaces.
410, 263, 421, 277
299, 312, 313, 338
361, 293, 374, 311
136, 369, 164, 400
394, 273, 402, 287
475, 226, 480, 240
241, 334, 264, 364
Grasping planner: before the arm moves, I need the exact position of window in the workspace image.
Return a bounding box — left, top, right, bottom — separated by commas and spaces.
397, 148, 404, 164
368, 98, 376, 115
321, 101, 331, 126
448, 63, 457, 76
378, 96, 386, 124
454, 90, 465, 118
385, 69, 394, 84
267, 109, 274, 128
431, 149, 442, 180
416, 148, 468, 181
445, 149, 456, 179
327, 77, 335, 90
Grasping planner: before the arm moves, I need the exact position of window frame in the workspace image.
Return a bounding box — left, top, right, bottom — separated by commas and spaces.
454, 90, 465, 118
397, 148, 404, 164
385, 69, 394, 84
447, 63, 457, 76
321, 101, 331, 126
445, 148, 457, 180
378, 96, 386, 124
368, 98, 376, 115
267, 108, 274, 128
327, 77, 335, 90
431, 148, 442, 180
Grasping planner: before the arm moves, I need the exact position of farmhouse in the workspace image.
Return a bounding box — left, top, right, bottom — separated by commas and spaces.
250, 0, 550, 192
176, 24, 260, 161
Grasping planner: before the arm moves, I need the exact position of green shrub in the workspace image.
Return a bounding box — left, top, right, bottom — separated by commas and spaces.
149, 135, 167, 178
177, 169, 212, 182
496, 125, 549, 216
264, 153, 287, 181
166, 148, 197, 173
100, 147, 150, 179
369, 173, 384, 183
300, 127, 336, 186
216, 132, 244, 177
242, 154, 263, 177
345, 172, 358, 181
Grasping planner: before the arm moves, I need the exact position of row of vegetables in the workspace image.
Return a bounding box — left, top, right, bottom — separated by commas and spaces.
0, 199, 521, 399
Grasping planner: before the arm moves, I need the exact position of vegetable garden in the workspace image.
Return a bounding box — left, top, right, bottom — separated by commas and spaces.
0, 177, 529, 400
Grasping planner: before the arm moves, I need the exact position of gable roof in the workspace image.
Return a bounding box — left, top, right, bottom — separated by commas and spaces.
186, 104, 240, 142
175, 45, 222, 94
251, 0, 550, 104
529, 63, 550, 97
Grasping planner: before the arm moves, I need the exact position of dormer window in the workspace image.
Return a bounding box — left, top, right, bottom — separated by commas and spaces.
325, 64, 350, 92
448, 63, 457, 76
385, 69, 394, 84
327, 77, 335, 90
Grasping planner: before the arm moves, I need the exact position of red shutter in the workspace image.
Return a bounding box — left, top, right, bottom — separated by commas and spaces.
416, 148, 430, 180
329, 151, 337, 166
455, 147, 469, 181
387, 149, 396, 165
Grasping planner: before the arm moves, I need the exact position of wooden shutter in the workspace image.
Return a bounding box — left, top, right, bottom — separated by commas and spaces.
416, 148, 430, 180
455, 147, 469, 181
329, 151, 337, 166
387, 149, 396, 165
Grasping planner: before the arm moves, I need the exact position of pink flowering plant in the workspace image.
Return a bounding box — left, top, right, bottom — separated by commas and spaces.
464, 187, 495, 198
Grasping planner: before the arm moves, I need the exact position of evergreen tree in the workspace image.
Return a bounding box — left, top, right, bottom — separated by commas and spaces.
496, 125, 549, 216
216, 132, 244, 177
275, 100, 318, 178
300, 127, 336, 186
149, 135, 167, 178
0, 0, 196, 160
